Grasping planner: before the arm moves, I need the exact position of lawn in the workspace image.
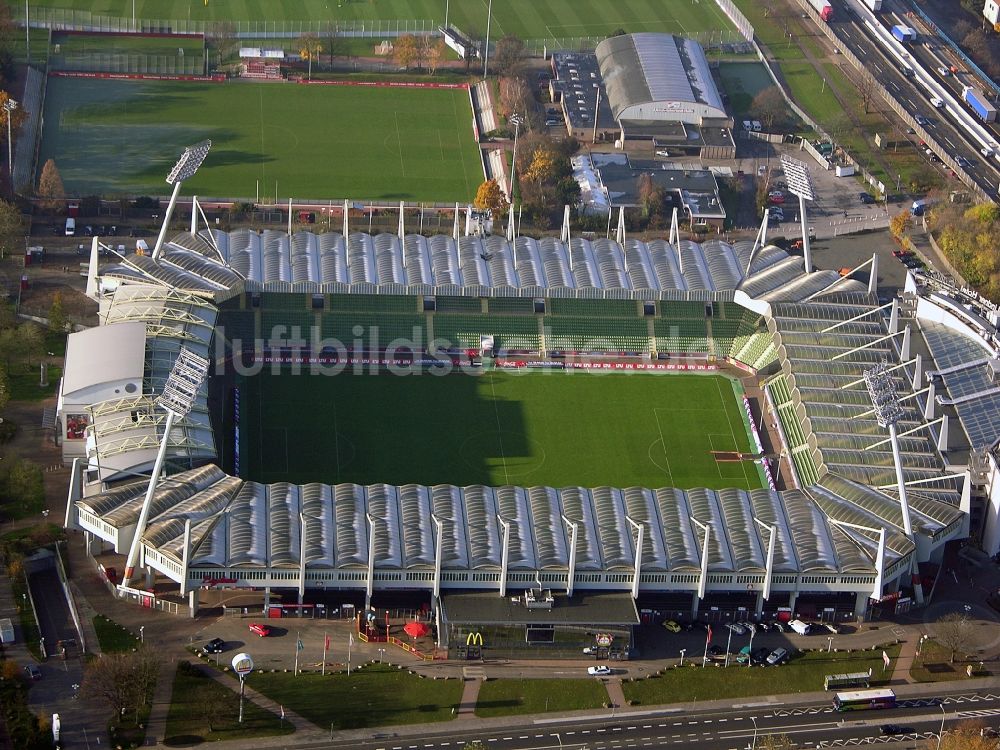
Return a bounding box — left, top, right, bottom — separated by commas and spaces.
92, 614, 140, 653
910, 639, 991, 682
38, 77, 482, 202
165, 661, 294, 745
476, 678, 608, 718
239, 663, 462, 730
51, 31, 205, 58
239, 371, 762, 489
623, 646, 901, 706
12, 1, 735, 41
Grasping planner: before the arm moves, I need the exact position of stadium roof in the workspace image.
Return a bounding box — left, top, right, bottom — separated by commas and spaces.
595, 33, 726, 124
62, 321, 145, 395
77, 466, 919, 580
99, 230, 866, 302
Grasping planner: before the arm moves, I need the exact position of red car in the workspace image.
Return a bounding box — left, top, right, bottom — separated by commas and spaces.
248, 623, 271, 638
768, 192, 786, 204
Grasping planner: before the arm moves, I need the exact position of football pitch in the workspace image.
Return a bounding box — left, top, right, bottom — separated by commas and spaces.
237, 371, 764, 490
38, 77, 482, 201
17, 1, 734, 41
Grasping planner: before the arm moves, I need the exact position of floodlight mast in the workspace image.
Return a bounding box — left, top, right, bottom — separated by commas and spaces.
780, 155, 815, 273
122, 348, 210, 587
152, 140, 212, 261
864, 361, 913, 537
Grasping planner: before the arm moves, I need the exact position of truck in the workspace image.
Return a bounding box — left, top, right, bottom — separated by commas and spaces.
0, 617, 14, 644
891, 25, 917, 42
911, 198, 937, 216
863, 0, 882, 10
789, 619, 812, 635
807, 0, 834, 21
963, 86, 998, 122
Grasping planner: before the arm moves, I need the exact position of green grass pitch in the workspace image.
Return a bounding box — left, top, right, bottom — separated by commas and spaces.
237, 370, 764, 490
16, 1, 734, 41
38, 77, 483, 201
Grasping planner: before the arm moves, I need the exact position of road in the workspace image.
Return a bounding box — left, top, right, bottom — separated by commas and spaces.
232, 689, 1000, 750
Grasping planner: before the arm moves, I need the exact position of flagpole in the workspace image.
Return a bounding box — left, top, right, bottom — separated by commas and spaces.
702, 625, 712, 668
322, 631, 328, 676
724, 626, 733, 668
348, 632, 353, 676
294, 631, 300, 676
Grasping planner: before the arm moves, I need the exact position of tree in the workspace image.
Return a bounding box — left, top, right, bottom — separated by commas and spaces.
473, 179, 509, 217
858, 70, 877, 114
935, 613, 975, 663
523, 147, 557, 184
394, 34, 420, 70
82, 648, 159, 726
0, 199, 26, 257
0, 366, 9, 414
209, 21, 239, 64
298, 32, 323, 80
889, 211, 911, 240
493, 35, 526, 77
427, 38, 447, 75
749, 87, 786, 133
637, 172, 665, 218
936, 720, 1000, 750
498, 76, 533, 125
37, 159, 66, 213
48, 292, 67, 334
757, 735, 795, 750
0, 90, 25, 136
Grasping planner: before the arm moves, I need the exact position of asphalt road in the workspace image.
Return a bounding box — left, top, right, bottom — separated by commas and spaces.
232, 689, 1000, 750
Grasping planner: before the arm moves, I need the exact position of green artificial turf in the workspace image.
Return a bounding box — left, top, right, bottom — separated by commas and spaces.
38, 77, 482, 201
238, 371, 762, 489
15, 1, 734, 42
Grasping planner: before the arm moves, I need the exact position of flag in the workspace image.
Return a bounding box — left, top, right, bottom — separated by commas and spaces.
296, 637, 304, 652
280, 705, 285, 720
324, 634, 331, 651
706, 625, 713, 644
882, 650, 890, 669
349, 633, 354, 646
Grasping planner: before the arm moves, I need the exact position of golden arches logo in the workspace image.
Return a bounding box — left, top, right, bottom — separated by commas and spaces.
466, 632, 484, 646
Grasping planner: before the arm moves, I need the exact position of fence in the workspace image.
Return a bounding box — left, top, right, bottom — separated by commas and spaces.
115, 583, 183, 615
714, 0, 755, 42
12, 65, 43, 194
49, 53, 205, 76
19, 8, 439, 39
521, 31, 751, 57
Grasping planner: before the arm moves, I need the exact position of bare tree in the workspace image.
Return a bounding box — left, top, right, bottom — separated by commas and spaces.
858, 70, 877, 114
937, 719, 1000, 750
748, 88, 786, 132
83, 648, 159, 725
935, 613, 975, 663
493, 35, 526, 78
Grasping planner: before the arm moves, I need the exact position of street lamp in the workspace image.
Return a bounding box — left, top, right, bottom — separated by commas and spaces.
751, 715, 758, 750
139, 626, 144, 644
482, 0, 493, 78
4, 97, 17, 177
679, 648, 686, 666
936, 704, 946, 750
507, 113, 523, 202
827, 636, 833, 653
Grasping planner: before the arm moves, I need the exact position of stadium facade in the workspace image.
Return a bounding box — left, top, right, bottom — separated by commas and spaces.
61, 227, 995, 624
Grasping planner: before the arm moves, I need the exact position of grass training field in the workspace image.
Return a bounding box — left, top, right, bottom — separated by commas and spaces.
51, 31, 206, 58
14, 1, 735, 41
238, 370, 763, 489
38, 77, 482, 201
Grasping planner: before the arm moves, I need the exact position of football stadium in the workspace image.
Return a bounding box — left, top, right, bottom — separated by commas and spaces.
60, 180, 1000, 654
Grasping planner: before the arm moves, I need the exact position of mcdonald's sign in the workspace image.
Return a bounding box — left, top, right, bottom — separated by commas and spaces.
466, 631, 484, 647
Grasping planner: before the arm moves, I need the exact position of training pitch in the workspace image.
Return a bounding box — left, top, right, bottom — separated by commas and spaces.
38, 77, 482, 201
18, 1, 735, 41
237, 370, 764, 490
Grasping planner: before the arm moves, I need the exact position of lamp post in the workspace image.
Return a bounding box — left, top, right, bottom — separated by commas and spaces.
679, 648, 686, 666
507, 112, 522, 202
751, 715, 758, 750
482, 0, 492, 78
139, 626, 144, 644
4, 98, 17, 177
936, 704, 945, 750
152, 140, 212, 261
827, 636, 833, 653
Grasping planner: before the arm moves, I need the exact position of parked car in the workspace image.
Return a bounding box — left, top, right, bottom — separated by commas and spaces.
751, 647, 771, 665
588, 665, 612, 676
770, 620, 786, 633
768, 191, 786, 204
203, 637, 226, 654
24, 664, 41, 680
662, 620, 682, 633
766, 647, 790, 665
757, 621, 771, 633
708, 645, 726, 657
248, 623, 271, 638
859, 192, 875, 204
820, 622, 840, 635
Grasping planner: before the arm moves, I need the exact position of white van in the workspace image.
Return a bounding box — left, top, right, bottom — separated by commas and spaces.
789, 619, 811, 635
65, 217, 76, 236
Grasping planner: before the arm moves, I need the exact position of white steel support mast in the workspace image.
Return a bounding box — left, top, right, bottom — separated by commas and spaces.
152, 140, 212, 261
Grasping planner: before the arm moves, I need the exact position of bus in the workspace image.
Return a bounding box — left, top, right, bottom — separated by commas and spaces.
833, 688, 897, 711
824, 670, 872, 691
